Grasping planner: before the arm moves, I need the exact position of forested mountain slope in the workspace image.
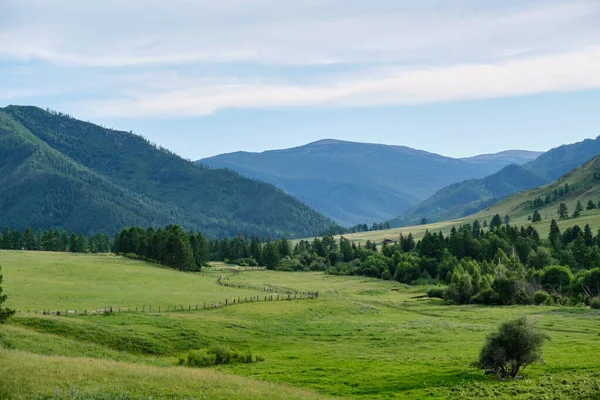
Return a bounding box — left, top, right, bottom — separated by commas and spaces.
393, 136, 600, 226
198, 139, 538, 225
0, 106, 335, 238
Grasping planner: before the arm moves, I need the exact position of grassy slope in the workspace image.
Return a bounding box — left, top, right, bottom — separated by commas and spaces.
0, 252, 261, 310
1, 252, 600, 399
394, 136, 600, 227
307, 155, 600, 247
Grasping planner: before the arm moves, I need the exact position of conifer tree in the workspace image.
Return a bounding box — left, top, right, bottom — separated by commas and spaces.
573, 200, 583, 218
558, 203, 569, 220
23, 227, 36, 250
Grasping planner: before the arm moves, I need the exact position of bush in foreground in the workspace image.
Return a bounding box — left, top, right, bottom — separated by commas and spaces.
591, 297, 600, 309
476, 316, 550, 380
180, 345, 262, 368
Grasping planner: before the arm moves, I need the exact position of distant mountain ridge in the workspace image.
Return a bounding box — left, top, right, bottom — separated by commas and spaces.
392, 136, 600, 227
198, 139, 539, 226
461, 150, 543, 164
0, 106, 335, 238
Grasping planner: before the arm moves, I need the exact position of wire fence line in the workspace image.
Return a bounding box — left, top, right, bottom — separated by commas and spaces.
15, 277, 319, 317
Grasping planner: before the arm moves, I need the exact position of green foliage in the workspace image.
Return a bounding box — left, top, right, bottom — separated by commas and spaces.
590, 297, 600, 309
181, 345, 260, 368
477, 317, 550, 379
533, 291, 550, 305
0, 265, 15, 324
558, 203, 569, 220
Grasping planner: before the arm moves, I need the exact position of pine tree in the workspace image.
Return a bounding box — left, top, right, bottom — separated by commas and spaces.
490, 214, 502, 231
558, 203, 569, 220
584, 224, 594, 246
573, 200, 583, 218
549, 219, 561, 244
1, 227, 13, 250
263, 241, 280, 270
532, 210, 542, 223
23, 227, 36, 250
0, 265, 16, 324
504, 215, 510, 226
69, 233, 78, 252
587, 200, 596, 210
279, 237, 291, 258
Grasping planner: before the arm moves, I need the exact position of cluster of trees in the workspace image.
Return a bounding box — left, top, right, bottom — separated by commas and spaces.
529, 184, 573, 209
113, 214, 600, 307
209, 216, 600, 307
321, 221, 391, 236
529, 198, 600, 222
0, 227, 111, 253
114, 225, 211, 272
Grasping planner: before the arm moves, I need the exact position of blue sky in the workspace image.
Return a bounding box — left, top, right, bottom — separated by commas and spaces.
2, 0, 600, 159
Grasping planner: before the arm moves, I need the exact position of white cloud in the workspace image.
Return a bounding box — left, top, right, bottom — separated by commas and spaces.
71, 47, 600, 118
2, 0, 600, 116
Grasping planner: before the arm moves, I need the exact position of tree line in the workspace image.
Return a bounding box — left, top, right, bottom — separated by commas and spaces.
0, 227, 111, 253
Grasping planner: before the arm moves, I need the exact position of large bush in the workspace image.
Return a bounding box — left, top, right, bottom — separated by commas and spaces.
476, 317, 550, 379
180, 345, 261, 368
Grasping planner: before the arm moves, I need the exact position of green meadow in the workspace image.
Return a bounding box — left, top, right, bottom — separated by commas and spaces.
1, 251, 600, 399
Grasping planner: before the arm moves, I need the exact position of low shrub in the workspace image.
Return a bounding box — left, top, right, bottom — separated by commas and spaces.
182, 350, 217, 368
472, 288, 498, 305
533, 290, 550, 305
181, 345, 262, 368
591, 297, 600, 309
426, 287, 445, 299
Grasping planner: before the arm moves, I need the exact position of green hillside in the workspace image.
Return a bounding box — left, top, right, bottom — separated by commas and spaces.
2, 251, 600, 399
475, 152, 600, 225
323, 154, 600, 247
0, 106, 335, 238
393, 136, 600, 226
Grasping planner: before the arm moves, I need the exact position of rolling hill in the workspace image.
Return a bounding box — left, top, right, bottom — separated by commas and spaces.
0, 106, 335, 238
475, 152, 600, 224
394, 136, 600, 226
198, 139, 540, 226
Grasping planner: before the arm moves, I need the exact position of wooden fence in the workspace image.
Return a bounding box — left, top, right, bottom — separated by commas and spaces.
16, 277, 318, 317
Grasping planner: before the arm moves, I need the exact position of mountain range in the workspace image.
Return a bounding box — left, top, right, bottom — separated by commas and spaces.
0, 106, 335, 238
393, 136, 600, 226
198, 140, 541, 226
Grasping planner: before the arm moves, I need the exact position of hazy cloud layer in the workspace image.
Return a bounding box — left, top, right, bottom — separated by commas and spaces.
2, 0, 600, 117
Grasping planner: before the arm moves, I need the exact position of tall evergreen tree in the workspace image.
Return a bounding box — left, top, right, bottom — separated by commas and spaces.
279, 237, 291, 258
263, 240, 280, 270
558, 203, 569, 220
23, 227, 36, 250
573, 200, 583, 218
1, 227, 13, 250
587, 200, 597, 210
531, 210, 542, 223
489, 214, 503, 231
549, 219, 561, 244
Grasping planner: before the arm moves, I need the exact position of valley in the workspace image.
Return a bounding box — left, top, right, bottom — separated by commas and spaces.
1, 252, 599, 399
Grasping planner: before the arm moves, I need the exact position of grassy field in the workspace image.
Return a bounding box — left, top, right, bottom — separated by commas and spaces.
1, 251, 600, 399
0, 251, 261, 311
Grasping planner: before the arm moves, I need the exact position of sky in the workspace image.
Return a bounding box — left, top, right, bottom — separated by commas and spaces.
2, 0, 600, 160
